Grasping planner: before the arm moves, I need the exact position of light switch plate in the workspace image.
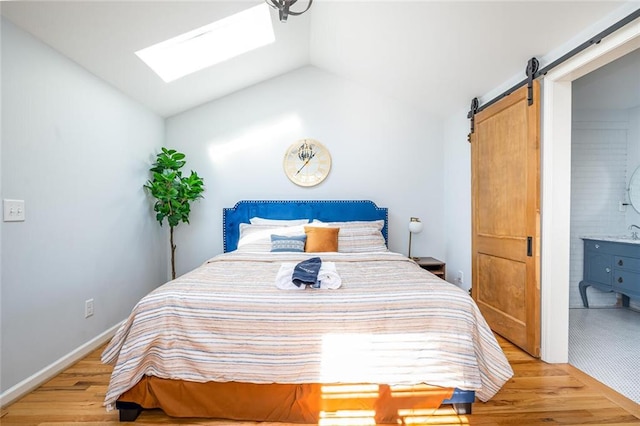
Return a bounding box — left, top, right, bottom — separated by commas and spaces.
3, 199, 25, 222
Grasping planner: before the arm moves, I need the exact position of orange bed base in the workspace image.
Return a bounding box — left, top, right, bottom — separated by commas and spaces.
117, 378, 455, 423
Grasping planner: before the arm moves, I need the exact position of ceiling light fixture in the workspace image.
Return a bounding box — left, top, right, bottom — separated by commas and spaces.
266, 0, 313, 22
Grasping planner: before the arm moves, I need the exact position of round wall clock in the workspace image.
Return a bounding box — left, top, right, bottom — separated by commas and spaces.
283, 139, 332, 187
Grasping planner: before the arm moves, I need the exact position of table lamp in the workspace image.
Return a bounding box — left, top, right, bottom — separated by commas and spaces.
408, 217, 423, 260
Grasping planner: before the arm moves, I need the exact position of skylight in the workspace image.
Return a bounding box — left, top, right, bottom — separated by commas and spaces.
136, 4, 275, 83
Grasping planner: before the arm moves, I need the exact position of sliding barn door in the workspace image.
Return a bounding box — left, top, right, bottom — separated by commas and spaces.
470, 82, 540, 357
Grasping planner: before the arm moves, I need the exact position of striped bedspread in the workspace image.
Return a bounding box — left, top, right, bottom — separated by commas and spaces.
102, 251, 513, 409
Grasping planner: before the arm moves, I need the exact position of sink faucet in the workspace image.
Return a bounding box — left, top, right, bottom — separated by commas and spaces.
629, 224, 640, 240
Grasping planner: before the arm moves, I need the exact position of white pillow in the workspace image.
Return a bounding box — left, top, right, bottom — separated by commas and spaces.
311, 219, 384, 231
249, 217, 309, 226
309, 220, 387, 252
337, 226, 388, 253
237, 224, 306, 252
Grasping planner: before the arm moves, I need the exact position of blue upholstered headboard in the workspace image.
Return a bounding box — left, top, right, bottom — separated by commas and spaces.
223, 200, 389, 252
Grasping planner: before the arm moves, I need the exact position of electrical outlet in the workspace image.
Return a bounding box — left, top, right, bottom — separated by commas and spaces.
85, 299, 94, 318
457, 270, 464, 284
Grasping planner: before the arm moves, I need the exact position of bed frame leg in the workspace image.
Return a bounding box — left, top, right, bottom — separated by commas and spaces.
115, 401, 142, 422
452, 402, 472, 415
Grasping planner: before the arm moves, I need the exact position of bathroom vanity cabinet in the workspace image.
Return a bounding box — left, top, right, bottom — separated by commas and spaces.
579, 238, 640, 308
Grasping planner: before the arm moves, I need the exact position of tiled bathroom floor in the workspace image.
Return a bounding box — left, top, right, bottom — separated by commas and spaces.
568, 307, 640, 404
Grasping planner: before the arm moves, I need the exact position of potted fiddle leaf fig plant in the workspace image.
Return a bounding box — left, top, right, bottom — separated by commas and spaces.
144, 147, 204, 279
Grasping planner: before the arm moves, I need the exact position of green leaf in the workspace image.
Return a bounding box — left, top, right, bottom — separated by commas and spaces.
144, 148, 204, 243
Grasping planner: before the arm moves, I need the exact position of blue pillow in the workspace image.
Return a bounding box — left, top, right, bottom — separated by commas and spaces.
271, 234, 306, 252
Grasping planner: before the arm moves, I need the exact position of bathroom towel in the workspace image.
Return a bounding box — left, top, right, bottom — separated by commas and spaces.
292, 257, 322, 288
275, 261, 342, 290
316, 261, 342, 289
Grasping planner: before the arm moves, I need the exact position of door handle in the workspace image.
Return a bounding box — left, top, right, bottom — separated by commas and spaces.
527, 236, 533, 257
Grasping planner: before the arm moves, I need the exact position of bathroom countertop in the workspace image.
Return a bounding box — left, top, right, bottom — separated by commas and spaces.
581, 235, 640, 244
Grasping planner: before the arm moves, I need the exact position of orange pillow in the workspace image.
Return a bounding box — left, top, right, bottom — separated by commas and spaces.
304, 226, 339, 252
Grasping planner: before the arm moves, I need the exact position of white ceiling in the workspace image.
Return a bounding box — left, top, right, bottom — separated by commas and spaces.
573, 47, 640, 110
0, 1, 632, 118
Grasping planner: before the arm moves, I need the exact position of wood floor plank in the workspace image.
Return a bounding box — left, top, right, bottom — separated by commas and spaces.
1, 335, 638, 425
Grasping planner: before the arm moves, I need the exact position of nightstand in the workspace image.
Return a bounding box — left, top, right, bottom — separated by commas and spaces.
415, 257, 446, 280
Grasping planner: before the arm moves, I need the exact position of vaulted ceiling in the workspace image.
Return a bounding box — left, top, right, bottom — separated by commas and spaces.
1, 1, 631, 118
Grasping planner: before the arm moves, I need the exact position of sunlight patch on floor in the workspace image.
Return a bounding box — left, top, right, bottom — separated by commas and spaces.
318, 410, 376, 426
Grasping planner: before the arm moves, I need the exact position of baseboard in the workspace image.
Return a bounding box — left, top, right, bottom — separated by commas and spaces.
0, 321, 122, 408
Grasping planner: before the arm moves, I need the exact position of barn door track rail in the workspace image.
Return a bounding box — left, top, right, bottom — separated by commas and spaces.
467, 7, 640, 139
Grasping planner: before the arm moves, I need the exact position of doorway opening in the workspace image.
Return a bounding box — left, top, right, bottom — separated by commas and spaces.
567, 48, 640, 404
540, 11, 640, 399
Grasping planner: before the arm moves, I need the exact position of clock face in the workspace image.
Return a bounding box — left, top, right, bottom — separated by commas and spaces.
283, 139, 332, 187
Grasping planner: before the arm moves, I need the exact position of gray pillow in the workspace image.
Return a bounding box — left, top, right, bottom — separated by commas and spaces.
270, 234, 307, 252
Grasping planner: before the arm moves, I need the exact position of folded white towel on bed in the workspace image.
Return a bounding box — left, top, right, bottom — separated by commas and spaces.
316, 261, 341, 289
275, 263, 304, 290
275, 262, 342, 290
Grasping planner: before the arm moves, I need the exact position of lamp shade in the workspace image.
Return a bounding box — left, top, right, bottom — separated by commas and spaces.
409, 217, 423, 234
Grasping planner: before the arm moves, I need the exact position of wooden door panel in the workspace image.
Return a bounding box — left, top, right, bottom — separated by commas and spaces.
476, 253, 528, 348
478, 301, 528, 350
477, 253, 527, 322
475, 235, 525, 260
476, 103, 528, 237
471, 81, 540, 357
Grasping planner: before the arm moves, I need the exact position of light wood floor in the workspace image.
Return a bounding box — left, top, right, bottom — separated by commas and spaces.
1, 335, 639, 425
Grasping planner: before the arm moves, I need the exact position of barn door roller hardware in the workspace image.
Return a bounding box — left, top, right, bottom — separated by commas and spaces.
466, 7, 640, 138
466, 97, 479, 142
467, 58, 540, 142
468, 56, 537, 141
526, 57, 539, 106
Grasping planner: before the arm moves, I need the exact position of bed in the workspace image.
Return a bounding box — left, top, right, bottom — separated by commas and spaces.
102, 200, 513, 423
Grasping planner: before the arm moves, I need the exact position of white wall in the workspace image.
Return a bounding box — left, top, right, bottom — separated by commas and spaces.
0, 18, 4, 394
570, 109, 630, 308
0, 19, 167, 394
166, 66, 446, 276
442, 107, 471, 290
627, 106, 640, 226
